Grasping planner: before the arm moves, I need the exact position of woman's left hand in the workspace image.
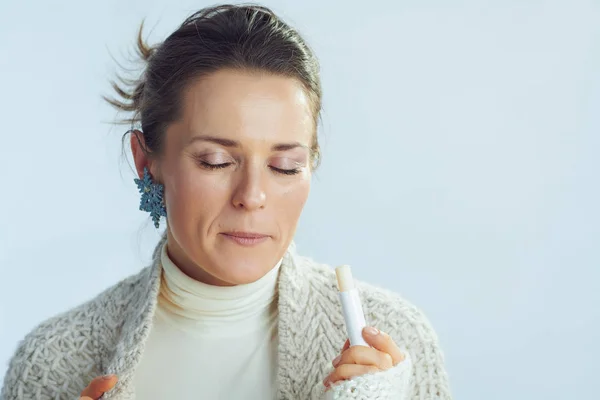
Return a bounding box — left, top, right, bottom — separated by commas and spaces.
323, 326, 406, 390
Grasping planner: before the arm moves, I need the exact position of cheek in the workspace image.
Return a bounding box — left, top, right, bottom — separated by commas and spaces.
164, 167, 229, 226
279, 179, 310, 222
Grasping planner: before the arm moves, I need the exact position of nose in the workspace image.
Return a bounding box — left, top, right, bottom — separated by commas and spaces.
231, 164, 267, 211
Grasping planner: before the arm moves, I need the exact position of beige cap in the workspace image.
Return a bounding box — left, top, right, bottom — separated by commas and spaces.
335, 265, 355, 292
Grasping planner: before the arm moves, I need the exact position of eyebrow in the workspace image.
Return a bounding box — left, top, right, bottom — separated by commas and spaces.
187, 135, 309, 151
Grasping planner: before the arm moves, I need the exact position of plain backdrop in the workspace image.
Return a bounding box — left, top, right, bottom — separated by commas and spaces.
1, 0, 598, 398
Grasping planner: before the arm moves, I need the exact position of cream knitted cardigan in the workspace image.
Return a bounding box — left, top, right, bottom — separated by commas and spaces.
1, 234, 452, 400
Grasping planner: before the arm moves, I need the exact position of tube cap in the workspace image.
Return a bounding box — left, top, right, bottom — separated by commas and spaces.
335, 265, 355, 292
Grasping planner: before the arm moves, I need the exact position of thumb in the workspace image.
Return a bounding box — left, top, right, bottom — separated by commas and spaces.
80, 375, 118, 400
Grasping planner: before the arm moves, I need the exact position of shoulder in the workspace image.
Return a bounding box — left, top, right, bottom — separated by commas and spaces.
292, 252, 436, 337
0, 266, 151, 400
292, 251, 453, 399
292, 252, 435, 333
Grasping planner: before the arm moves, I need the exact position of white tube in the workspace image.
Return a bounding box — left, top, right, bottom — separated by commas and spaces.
339, 289, 369, 347
335, 265, 370, 347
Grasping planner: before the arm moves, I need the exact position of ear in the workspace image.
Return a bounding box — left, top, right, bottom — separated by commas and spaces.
131, 129, 153, 180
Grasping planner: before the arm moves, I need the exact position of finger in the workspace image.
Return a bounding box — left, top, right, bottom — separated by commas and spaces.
362, 327, 405, 365
332, 345, 393, 370
324, 363, 379, 387
80, 375, 118, 399
340, 338, 350, 353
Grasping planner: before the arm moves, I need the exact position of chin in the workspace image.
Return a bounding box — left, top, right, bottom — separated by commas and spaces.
201, 235, 286, 284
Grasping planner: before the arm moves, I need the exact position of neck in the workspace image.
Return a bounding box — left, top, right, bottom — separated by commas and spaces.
157, 241, 283, 334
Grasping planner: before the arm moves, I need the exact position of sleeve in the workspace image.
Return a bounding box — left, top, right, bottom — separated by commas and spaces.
310, 352, 413, 400
1, 337, 48, 400
1, 330, 99, 400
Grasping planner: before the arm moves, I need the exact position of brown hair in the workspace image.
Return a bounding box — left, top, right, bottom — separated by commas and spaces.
104, 3, 322, 169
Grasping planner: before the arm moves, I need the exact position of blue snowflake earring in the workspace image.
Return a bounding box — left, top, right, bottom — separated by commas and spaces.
134, 167, 167, 228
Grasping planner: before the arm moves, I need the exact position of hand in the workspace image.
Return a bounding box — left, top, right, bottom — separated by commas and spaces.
79, 375, 118, 400
323, 326, 405, 390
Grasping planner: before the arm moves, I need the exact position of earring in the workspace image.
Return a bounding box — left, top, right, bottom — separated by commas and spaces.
134, 167, 167, 228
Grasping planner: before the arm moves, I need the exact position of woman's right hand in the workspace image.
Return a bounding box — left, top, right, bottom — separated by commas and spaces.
79, 375, 118, 400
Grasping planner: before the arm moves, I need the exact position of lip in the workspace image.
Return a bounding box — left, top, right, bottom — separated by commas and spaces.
220, 232, 270, 246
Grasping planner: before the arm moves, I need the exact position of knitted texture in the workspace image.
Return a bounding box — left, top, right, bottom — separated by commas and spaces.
1, 234, 452, 400
312, 352, 413, 400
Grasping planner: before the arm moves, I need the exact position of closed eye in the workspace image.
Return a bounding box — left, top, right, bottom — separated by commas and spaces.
270, 166, 301, 175
198, 161, 233, 170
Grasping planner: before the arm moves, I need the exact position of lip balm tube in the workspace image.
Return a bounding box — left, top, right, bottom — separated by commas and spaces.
335, 265, 369, 347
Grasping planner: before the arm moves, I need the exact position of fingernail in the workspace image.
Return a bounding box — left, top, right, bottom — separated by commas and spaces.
102, 374, 115, 380
364, 326, 379, 336
332, 355, 341, 367
323, 377, 329, 387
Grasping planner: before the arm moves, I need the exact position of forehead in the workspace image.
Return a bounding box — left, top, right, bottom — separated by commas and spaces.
177, 69, 314, 145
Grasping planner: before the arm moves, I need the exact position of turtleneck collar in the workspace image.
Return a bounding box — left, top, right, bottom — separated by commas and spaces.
156, 241, 282, 336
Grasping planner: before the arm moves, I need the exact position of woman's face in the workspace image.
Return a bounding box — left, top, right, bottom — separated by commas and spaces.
133, 69, 313, 286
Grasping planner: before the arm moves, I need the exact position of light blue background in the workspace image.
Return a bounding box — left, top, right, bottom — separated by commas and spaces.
1, 1, 598, 398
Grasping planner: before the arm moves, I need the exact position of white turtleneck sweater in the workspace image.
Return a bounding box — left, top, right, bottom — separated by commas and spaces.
132, 243, 282, 400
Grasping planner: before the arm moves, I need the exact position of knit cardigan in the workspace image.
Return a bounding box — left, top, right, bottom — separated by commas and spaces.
1, 234, 452, 400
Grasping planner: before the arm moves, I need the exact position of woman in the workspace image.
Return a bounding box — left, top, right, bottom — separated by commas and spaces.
1, 4, 452, 400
